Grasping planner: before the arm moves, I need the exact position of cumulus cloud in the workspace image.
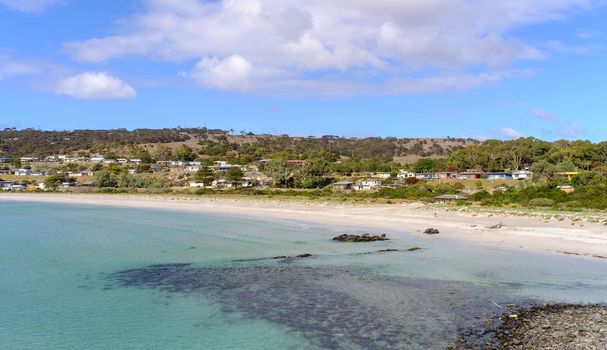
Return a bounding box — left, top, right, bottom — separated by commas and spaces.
0, 0, 64, 12
501, 127, 524, 139
55, 72, 136, 99
64, 0, 591, 95
531, 108, 559, 122
0, 57, 39, 79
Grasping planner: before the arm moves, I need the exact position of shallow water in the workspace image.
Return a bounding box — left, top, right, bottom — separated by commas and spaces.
1, 201, 606, 349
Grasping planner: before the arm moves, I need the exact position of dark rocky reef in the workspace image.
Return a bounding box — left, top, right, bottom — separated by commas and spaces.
424, 228, 440, 235
332, 233, 389, 242
447, 303, 607, 349
109, 264, 529, 350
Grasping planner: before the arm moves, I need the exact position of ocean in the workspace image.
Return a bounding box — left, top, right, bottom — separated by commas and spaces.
1, 201, 606, 349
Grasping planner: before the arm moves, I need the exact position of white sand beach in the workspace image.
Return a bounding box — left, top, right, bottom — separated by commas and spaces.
2, 193, 606, 259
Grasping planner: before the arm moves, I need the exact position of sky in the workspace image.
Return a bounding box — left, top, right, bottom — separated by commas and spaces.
0, 0, 606, 141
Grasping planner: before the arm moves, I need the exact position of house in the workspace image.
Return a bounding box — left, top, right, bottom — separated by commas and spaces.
557, 185, 575, 193
436, 172, 458, 179
369, 172, 391, 179
60, 181, 77, 189
9, 183, 26, 191
189, 181, 206, 188
0, 181, 15, 189
131, 159, 142, 164
117, 158, 129, 164
14, 169, 45, 176
0, 157, 10, 163
435, 194, 468, 203
19, 157, 38, 163
128, 169, 137, 174
186, 165, 201, 172
211, 179, 230, 188
332, 181, 353, 191
415, 173, 437, 179
354, 179, 381, 191
486, 172, 513, 180
91, 156, 105, 163
458, 172, 483, 180
38, 182, 48, 190
397, 172, 416, 179
512, 170, 533, 180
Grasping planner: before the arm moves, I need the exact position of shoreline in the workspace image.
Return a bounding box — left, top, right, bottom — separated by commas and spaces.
1, 192, 607, 259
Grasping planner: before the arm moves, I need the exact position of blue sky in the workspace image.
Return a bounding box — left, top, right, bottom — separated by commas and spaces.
0, 0, 606, 141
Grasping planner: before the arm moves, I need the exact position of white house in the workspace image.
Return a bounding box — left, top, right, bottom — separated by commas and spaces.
512, 170, 533, 180
354, 179, 381, 191
186, 165, 201, 172
189, 181, 206, 188
369, 172, 392, 179
117, 158, 129, 164
397, 172, 416, 179
91, 156, 105, 163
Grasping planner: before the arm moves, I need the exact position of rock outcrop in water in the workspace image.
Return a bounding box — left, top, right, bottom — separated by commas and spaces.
424, 228, 440, 235
332, 233, 389, 242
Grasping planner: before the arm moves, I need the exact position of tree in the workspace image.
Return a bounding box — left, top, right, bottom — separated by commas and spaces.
266, 158, 290, 188
226, 166, 244, 182
194, 165, 215, 185
175, 145, 195, 162
44, 175, 62, 189
413, 158, 436, 173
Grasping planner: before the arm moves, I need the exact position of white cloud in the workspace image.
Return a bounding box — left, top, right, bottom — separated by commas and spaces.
190, 55, 253, 90
64, 0, 591, 95
0, 57, 39, 79
501, 127, 524, 139
55, 72, 136, 99
531, 108, 559, 121
0, 0, 64, 12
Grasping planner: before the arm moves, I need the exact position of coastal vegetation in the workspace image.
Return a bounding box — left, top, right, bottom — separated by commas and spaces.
2, 128, 607, 211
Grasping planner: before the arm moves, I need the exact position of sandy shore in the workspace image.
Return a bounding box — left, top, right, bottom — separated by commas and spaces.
2, 193, 607, 259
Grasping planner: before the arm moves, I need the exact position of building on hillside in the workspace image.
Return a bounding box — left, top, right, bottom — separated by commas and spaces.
512, 170, 533, 180
186, 165, 201, 172
458, 172, 483, 180
38, 182, 48, 190
369, 172, 391, 179
0, 181, 15, 189
131, 159, 142, 164
486, 172, 513, 180
19, 157, 39, 163
353, 179, 381, 191
434, 194, 468, 203
436, 172, 458, 179
15, 169, 46, 176
397, 172, 416, 179
557, 185, 575, 193
189, 181, 206, 188
332, 181, 353, 191
117, 158, 129, 164
415, 173, 437, 179
91, 156, 105, 163
0, 157, 10, 163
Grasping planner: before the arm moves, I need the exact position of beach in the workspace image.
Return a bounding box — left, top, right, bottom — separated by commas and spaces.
2, 193, 606, 259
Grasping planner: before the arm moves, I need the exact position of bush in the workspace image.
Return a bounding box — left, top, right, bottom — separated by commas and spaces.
528, 198, 555, 207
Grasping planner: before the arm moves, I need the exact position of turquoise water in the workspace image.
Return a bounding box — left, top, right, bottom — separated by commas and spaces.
1, 201, 606, 349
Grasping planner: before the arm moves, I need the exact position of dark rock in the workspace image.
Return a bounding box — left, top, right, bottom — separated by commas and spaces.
424, 228, 440, 235
332, 233, 390, 242
487, 223, 506, 229
407, 247, 422, 252
296, 253, 313, 258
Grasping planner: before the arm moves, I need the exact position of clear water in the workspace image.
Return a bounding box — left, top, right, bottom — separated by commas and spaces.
1, 201, 606, 349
